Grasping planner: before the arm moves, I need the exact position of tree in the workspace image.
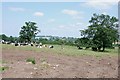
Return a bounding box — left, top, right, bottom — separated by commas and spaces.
9, 36, 15, 43
80, 13, 118, 51
19, 21, 40, 43
75, 37, 90, 47
0, 34, 8, 41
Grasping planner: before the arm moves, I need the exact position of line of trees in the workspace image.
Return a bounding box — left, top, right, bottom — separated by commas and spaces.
0, 34, 77, 46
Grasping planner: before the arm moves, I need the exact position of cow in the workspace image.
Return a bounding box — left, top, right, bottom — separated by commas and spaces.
35, 44, 39, 47
15, 43, 20, 46
49, 45, 54, 48
20, 43, 28, 46
92, 47, 97, 51
6, 41, 11, 44
85, 47, 90, 49
43, 45, 47, 47
77, 45, 83, 50
2, 40, 5, 44
31, 43, 34, 46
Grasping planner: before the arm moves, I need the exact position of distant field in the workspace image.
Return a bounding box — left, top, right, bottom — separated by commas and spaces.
1, 44, 118, 57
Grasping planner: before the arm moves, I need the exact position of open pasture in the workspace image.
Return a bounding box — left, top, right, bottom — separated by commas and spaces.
1, 44, 119, 78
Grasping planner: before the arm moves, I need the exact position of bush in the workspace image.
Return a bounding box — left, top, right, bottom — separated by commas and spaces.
0, 66, 9, 72
26, 58, 36, 64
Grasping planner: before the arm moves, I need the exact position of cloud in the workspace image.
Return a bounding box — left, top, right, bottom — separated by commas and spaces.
62, 9, 80, 16
83, 0, 118, 10
57, 22, 84, 30
9, 7, 25, 12
62, 9, 84, 19
34, 12, 44, 17
48, 19, 55, 23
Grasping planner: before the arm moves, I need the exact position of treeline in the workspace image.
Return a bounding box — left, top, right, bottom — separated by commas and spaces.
0, 34, 19, 43
0, 34, 78, 46
0, 34, 118, 49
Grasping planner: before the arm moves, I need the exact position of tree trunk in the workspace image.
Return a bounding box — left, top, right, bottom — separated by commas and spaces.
98, 46, 101, 51
102, 45, 105, 52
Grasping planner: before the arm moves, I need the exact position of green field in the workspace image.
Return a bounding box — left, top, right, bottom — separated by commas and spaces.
1, 44, 118, 57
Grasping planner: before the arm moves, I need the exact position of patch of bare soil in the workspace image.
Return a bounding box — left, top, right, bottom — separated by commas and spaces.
1, 48, 118, 78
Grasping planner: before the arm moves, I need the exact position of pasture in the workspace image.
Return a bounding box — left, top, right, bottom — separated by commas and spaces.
1, 44, 119, 78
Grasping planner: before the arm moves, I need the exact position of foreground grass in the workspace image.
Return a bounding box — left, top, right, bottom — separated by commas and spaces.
1, 44, 118, 57
0, 66, 9, 72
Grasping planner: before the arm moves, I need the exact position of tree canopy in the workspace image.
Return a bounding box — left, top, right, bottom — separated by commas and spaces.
19, 21, 40, 43
80, 13, 118, 51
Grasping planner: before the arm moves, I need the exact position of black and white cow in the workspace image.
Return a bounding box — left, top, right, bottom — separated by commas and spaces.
49, 45, 54, 48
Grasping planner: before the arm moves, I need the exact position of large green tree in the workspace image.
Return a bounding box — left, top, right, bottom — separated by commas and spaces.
19, 21, 40, 43
80, 13, 118, 51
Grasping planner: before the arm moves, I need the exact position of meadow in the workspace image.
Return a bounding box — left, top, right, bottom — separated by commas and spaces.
1, 44, 119, 78
1, 44, 118, 57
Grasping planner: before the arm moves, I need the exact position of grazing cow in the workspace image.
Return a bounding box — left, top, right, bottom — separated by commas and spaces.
2, 40, 5, 44
35, 44, 39, 47
31, 43, 33, 46
39, 46, 42, 48
77, 46, 83, 50
15, 43, 19, 46
78, 47, 83, 49
92, 47, 97, 51
85, 47, 90, 49
43, 45, 47, 47
20, 43, 28, 46
49, 45, 54, 48
7, 42, 11, 44
40, 43, 42, 46
11, 43, 15, 45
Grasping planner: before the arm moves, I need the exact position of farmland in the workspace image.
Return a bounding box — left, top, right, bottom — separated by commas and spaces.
1, 44, 119, 78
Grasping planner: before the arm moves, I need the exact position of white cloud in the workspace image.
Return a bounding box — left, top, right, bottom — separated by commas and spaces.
34, 12, 44, 17
48, 19, 55, 23
62, 9, 80, 16
9, 7, 25, 12
62, 9, 84, 19
58, 22, 84, 30
83, 0, 118, 10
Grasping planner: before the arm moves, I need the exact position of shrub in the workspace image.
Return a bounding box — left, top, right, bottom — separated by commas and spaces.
26, 58, 36, 64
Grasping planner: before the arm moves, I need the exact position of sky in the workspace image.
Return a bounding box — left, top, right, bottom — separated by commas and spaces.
1, 0, 119, 38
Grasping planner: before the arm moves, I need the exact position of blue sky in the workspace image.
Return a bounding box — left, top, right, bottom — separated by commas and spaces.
1, 0, 118, 38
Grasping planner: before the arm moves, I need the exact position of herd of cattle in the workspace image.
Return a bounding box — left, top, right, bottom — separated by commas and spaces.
0, 40, 98, 50
0, 40, 54, 49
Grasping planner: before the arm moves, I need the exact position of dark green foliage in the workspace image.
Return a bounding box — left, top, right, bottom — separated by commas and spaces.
80, 13, 118, 51
75, 37, 90, 47
26, 58, 36, 64
0, 34, 9, 41
19, 21, 40, 43
9, 36, 15, 43
0, 34, 19, 43
35, 36, 76, 46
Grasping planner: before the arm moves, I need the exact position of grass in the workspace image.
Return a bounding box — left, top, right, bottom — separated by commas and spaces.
1, 44, 118, 57
26, 58, 36, 64
40, 58, 50, 68
0, 66, 9, 72
0, 60, 7, 64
